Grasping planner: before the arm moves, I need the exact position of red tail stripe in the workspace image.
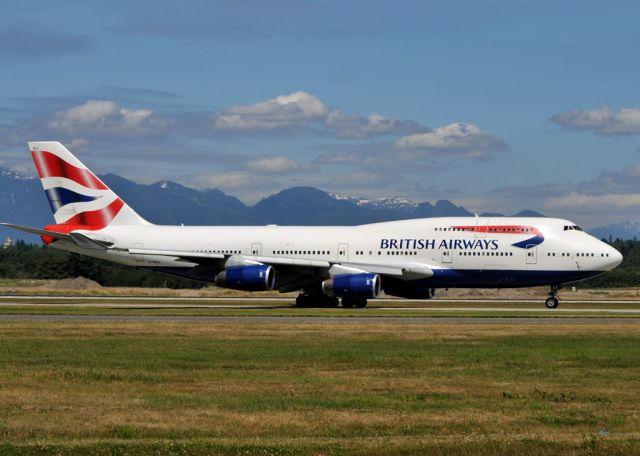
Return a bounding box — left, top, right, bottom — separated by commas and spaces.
59, 198, 124, 227
31, 150, 108, 190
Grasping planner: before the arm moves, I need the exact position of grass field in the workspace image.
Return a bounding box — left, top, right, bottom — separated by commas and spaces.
0, 319, 639, 455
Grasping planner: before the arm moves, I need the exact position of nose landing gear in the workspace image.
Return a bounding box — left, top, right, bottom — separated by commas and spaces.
545, 285, 560, 309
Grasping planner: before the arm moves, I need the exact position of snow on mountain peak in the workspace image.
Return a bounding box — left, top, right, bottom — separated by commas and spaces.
328, 192, 419, 210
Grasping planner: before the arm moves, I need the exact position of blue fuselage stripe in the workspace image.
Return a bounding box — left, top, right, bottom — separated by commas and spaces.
424, 268, 603, 288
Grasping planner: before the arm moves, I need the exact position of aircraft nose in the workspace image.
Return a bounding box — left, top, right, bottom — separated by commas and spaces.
610, 247, 623, 268
603, 246, 623, 270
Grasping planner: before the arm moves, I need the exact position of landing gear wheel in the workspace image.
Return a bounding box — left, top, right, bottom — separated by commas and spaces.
341, 298, 354, 308
295, 294, 312, 307
342, 297, 367, 308
323, 296, 340, 308
545, 296, 559, 309
545, 284, 561, 309
296, 294, 340, 308
353, 298, 368, 308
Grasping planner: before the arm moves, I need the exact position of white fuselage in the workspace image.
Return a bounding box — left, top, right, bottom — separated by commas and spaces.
55, 216, 622, 288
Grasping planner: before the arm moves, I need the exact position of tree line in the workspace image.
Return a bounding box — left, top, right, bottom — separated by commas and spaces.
0, 241, 203, 288
0, 239, 637, 289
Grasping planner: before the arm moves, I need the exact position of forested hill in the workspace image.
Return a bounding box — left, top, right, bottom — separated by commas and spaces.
0, 239, 637, 289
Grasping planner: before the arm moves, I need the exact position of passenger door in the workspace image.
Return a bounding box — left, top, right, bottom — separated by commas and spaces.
441, 249, 453, 264
525, 245, 537, 265
338, 243, 349, 262
251, 243, 262, 256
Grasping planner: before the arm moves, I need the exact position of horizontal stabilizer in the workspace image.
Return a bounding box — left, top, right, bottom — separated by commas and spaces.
0, 222, 72, 241
0, 222, 112, 251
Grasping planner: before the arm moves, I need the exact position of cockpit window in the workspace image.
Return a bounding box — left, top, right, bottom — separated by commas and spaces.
564, 225, 584, 231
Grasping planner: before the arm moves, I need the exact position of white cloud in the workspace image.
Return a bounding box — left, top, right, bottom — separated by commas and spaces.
244, 156, 311, 174
550, 107, 640, 135
213, 91, 426, 139
49, 100, 168, 136
213, 91, 328, 131
68, 138, 90, 153
195, 170, 266, 190
394, 122, 506, 158
325, 110, 401, 138
544, 192, 640, 210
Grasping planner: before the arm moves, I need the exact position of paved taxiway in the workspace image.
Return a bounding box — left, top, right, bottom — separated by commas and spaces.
0, 315, 638, 324
2, 302, 640, 313
2, 295, 640, 323
3, 295, 640, 304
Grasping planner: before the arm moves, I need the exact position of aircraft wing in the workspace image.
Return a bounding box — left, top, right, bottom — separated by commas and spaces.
0, 226, 436, 284
128, 248, 434, 280
128, 248, 226, 262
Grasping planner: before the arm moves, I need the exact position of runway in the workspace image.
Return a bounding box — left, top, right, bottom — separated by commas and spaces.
2, 294, 640, 324
2, 302, 640, 314
3, 295, 640, 304
0, 314, 638, 324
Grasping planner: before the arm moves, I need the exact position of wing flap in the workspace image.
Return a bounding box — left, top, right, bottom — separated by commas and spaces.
128, 250, 332, 268
341, 262, 434, 279
128, 248, 226, 261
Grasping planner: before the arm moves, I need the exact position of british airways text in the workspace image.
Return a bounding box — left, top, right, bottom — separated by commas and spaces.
380, 238, 499, 250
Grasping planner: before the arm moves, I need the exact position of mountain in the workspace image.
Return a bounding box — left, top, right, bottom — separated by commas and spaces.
0, 167, 551, 242
252, 187, 400, 225
101, 175, 261, 226
0, 168, 53, 240
328, 192, 419, 211
590, 220, 640, 241
512, 209, 546, 217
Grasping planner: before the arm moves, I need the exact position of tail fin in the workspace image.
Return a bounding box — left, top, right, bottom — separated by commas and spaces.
29, 141, 150, 228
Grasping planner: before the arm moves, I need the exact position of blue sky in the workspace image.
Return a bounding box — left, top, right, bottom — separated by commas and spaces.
1, 0, 639, 226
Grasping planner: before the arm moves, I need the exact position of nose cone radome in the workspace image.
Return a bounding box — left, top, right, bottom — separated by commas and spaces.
603, 245, 623, 270
609, 247, 623, 269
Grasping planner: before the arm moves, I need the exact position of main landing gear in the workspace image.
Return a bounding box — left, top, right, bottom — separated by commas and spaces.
295, 293, 339, 308
340, 297, 368, 308
295, 293, 368, 308
545, 285, 560, 309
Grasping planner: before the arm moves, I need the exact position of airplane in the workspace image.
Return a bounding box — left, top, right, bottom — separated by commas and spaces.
1, 141, 623, 309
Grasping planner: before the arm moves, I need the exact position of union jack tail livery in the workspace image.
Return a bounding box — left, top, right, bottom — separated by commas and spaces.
29, 141, 149, 228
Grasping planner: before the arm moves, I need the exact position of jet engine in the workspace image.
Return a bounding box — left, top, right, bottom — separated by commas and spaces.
215, 264, 275, 291
322, 273, 381, 298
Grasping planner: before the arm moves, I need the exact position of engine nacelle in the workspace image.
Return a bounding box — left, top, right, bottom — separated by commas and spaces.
215, 264, 275, 291
322, 273, 381, 298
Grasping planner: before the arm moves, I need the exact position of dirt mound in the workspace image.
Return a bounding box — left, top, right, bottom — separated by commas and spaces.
44, 277, 103, 290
